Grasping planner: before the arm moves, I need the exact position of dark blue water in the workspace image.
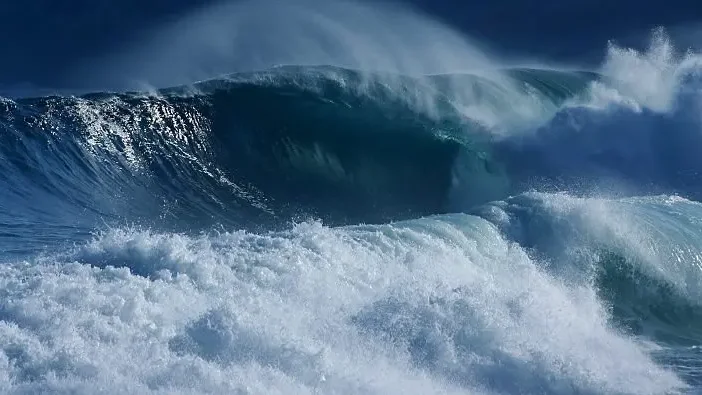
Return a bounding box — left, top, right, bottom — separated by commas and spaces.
1, 1, 701, 394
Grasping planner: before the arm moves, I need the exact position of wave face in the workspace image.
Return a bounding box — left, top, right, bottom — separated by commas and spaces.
1, 11, 702, 395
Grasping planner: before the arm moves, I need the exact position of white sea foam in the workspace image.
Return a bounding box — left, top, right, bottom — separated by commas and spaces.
0, 214, 684, 394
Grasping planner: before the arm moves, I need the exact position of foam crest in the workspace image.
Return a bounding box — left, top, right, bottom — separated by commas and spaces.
0, 216, 684, 394
581, 29, 702, 113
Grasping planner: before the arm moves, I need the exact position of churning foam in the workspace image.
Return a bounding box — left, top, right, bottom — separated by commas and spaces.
0, 215, 684, 394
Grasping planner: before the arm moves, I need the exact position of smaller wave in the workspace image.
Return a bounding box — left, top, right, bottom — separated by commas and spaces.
473, 193, 702, 349
596, 250, 702, 346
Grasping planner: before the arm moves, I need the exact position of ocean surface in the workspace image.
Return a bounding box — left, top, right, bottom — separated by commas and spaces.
1, 1, 702, 394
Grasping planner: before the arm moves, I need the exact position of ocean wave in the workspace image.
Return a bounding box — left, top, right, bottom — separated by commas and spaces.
0, 64, 599, 252
4, 30, 701, 244
4, 41, 702, 249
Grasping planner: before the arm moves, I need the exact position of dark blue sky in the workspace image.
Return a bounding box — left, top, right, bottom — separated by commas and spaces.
1, 0, 700, 92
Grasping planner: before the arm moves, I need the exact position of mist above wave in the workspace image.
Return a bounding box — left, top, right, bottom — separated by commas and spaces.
74, 0, 495, 89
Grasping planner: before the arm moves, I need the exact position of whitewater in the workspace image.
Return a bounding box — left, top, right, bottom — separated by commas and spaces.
1, 1, 702, 394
